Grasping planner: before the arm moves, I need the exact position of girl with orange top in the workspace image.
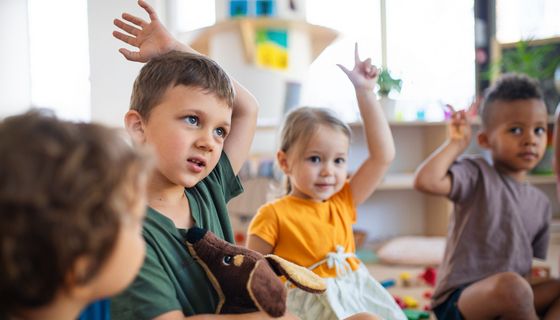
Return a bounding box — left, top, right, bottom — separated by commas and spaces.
247, 45, 405, 320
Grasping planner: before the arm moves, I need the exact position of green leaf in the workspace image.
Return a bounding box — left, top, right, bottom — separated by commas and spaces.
377, 69, 403, 96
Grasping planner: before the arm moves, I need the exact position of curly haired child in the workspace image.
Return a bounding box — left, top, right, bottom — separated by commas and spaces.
0, 110, 152, 320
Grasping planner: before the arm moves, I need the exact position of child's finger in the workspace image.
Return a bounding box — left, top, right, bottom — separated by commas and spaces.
368, 66, 379, 78
114, 19, 141, 37
122, 13, 147, 28
113, 30, 137, 47
354, 42, 360, 64
118, 48, 146, 63
138, 0, 159, 21
336, 64, 351, 77
467, 97, 480, 117
445, 104, 456, 113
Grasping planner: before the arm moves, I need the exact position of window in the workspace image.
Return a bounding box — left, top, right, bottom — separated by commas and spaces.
385, 0, 475, 112
28, 0, 90, 121
496, 0, 560, 43
303, 0, 382, 122
302, 0, 475, 120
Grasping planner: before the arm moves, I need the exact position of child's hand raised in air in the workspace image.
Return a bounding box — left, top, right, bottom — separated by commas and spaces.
337, 43, 379, 92
113, 0, 190, 62
446, 104, 473, 150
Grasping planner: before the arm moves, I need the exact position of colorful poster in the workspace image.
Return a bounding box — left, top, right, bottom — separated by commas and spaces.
255, 28, 288, 70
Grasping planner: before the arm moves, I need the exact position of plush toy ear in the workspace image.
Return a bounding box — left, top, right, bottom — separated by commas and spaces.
265, 255, 326, 293
247, 259, 287, 318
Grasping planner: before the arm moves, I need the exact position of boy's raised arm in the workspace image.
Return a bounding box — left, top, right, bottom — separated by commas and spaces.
113, 0, 258, 174
338, 43, 395, 206
221, 78, 258, 175
413, 107, 471, 196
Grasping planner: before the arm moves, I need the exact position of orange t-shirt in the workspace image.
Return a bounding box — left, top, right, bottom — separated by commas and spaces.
248, 182, 360, 278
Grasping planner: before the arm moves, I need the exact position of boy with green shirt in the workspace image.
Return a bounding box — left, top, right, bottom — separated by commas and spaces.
110, 1, 295, 319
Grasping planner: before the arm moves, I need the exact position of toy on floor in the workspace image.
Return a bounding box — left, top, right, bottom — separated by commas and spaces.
402, 296, 419, 308
400, 271, 413, 287
403, 308, 430, 320
393, 295, 406, 309
418, 266, 437, 287
532, 265, 551, 279
399, 267, 438, 287
380, 278, 396, 288
186, 227, 326, 317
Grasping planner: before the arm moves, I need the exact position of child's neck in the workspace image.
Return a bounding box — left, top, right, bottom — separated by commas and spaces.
147, 178, 193, 229
494, 164, 528, 183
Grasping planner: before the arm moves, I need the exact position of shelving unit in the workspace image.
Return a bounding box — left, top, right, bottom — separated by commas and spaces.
188, 18, 338, 64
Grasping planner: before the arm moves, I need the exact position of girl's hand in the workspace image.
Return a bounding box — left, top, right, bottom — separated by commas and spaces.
112, 0, 186, 62
337, 43, 379, 91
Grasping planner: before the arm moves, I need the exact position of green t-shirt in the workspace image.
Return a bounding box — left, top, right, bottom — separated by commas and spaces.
111, 152, 243, 319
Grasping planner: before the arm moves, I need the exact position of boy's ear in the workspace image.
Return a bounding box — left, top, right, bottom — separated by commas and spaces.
65, 256, 94, 300
276, 151, 290, 174
124, 110, 146, 144
477, 130, 490, 149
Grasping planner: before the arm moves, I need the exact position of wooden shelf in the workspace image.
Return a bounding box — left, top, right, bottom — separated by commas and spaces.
377, 173, 415, 190
528, 174, 556, 185
186, 18, 338, 64
375, 173, 555, 191
349, 115, 556, 129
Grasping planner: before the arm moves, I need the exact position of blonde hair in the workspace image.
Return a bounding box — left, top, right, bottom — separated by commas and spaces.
278, 107, 351, 194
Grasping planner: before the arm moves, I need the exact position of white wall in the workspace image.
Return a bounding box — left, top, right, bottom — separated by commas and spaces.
0, 0, 31, 118
87, 0, 148, 127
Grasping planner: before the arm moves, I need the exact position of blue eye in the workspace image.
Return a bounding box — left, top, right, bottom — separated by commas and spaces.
535, 127, 546, 135
215, 127, 226, 138
184, 116, 199, 126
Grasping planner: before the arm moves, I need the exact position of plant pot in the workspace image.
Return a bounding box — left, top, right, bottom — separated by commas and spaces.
379, 96, 397, 120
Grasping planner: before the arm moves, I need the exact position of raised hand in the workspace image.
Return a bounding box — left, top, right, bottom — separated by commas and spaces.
337, 43, 379, 91
112, 0, 188, 62
446, 104, 472, 149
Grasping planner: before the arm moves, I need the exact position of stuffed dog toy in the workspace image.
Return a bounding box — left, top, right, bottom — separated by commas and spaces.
186, 227, 326, 318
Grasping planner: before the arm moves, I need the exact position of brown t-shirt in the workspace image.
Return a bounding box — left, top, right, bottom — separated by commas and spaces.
432, 156, 551, 308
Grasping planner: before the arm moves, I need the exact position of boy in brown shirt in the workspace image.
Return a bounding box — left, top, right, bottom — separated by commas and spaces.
414, 73, 560, 320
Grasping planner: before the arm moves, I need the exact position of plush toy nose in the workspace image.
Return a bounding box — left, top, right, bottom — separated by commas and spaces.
186, 227, 207, 244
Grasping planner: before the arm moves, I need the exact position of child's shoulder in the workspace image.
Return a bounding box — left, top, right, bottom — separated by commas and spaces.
452, 154, 494, 176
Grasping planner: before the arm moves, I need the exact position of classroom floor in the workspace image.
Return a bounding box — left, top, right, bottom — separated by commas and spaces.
365, 234, 560, 320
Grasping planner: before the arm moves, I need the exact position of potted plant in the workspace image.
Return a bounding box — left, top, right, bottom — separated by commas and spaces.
377, 68, 403, 120
487, 39, 560, 113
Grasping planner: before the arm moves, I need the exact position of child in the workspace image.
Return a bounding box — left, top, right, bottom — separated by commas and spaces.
247, 45, 406, 320
110, 1, 300, 319
0, 110, 152, 320
414, 73, 560, 320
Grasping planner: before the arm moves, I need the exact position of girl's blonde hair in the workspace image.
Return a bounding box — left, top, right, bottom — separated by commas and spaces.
278, 107, 351, 194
